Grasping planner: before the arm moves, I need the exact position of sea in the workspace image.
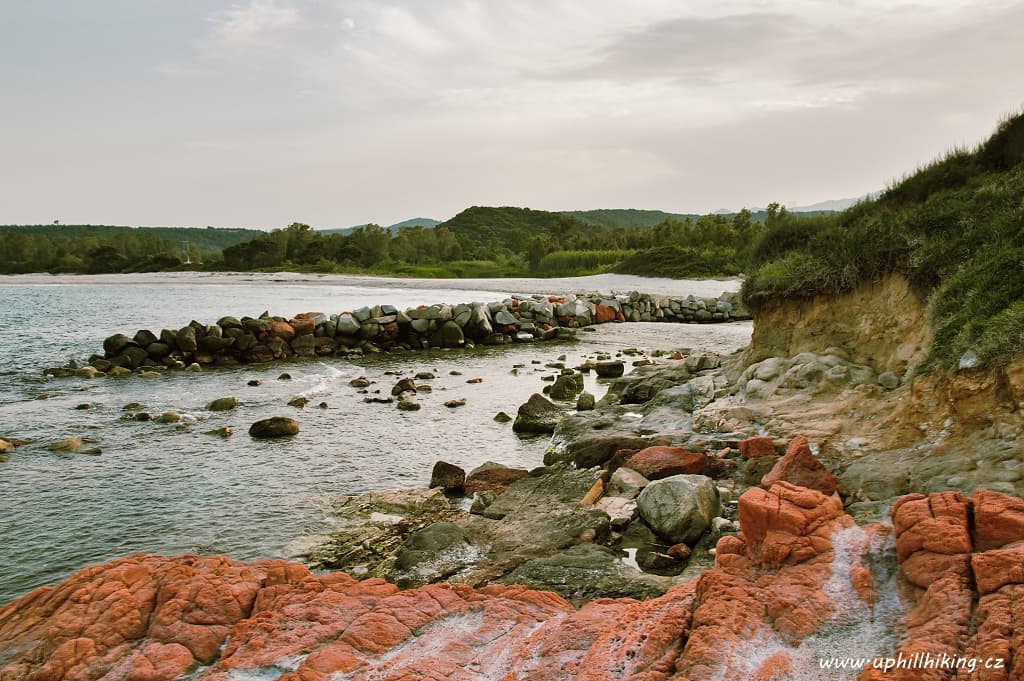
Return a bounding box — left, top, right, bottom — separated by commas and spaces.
0, 272, 751, 604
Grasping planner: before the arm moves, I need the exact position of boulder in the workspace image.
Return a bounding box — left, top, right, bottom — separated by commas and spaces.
575, 392, 595, 411
248, 416, 299, 439
624, 446, 707, 480
892, 491, 972, 588
464, 462, 530, 497
206, 397, 238, 411
636, 474, 721, 545
761, 436, 838, 496
512, 394, 561, 434
103, 333, 137, 356
430, 461, 466, 494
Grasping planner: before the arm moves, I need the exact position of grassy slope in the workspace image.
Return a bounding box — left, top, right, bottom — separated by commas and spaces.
741, 112, 1024, 371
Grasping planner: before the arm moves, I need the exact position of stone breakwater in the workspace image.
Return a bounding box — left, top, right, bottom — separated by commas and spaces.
2, 484, 1022, 680
65, 291, 748, 375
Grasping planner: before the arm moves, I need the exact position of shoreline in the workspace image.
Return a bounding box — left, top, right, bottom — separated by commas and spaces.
0, 271, 743, 298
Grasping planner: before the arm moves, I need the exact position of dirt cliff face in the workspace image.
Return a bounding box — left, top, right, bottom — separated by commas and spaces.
743, 274, 931, 377
730, 274, 1023, 456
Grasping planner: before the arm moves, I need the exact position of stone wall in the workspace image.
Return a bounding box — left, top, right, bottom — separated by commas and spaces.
80, 290, 748, 374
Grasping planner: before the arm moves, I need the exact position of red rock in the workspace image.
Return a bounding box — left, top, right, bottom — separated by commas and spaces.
593, 304, 617, 324
7, 489, 1024, 681
972, 542, 1024, 596
288, 317, 315, 336
739, 436, 777, 459
761, 436, 838, 496
269, 320, 295, 341
738, 481, 851, 569
973, 488, 1024, 552
892, 491, 972, 588
623, 446, 707, 480
464, 465, 529, 496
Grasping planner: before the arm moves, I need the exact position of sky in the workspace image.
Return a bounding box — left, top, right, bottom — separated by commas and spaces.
2, 1, 1022, 229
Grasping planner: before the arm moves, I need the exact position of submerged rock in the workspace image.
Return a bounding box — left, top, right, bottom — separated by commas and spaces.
248, 416, 299, 439
206, 396, 238, 411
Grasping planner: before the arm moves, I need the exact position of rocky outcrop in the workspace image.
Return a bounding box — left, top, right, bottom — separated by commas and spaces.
10, 485, 1019, 680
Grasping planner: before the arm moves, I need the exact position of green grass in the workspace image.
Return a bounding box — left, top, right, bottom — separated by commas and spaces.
614, 245, 741, 278
741, 111, 1024, 371
535, 249, 634, 276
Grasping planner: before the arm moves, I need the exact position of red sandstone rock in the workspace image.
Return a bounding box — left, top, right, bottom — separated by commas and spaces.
973, 488, 1024, 552
269, 320, 295, 341
892, 491, 972, 588
463, 466, 529, 496
738, 481, 852, 569
288, 317, 315, 336
739, 436, 777, 458
623, 446, 707, 480
6, 489, 1024, 681
760, 436, 838, 496
593, 304, 617, 324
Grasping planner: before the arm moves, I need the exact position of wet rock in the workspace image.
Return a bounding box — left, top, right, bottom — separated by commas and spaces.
287, 396, 309, 408
389, 522, 475, 588
464, 462, 530, 498
624, 446, 707, 480
415, 371, 436, 380
46, 438, 83, 453
349, 377, 371, 388
248, 416, 299, 439
575, 392, 595, 411
594, 360, 625, 378
761, 436, 839, 496
206, 396, 238, 411
559, 434, 657, 468
637, 474, 721, 545
155, 411, 181, 424
429, 461, 466, 494
470, 490, 497, 515
444, 399, 466, 408
466, 377, 483, 384
103, 333, 137, 356
396, 394, 421, 411
498, 543, 671, 602
549, 372, 584, 400
203, 427, 232, 437
512, 393, 561, 434
277, 372, 291, 380
391, 378, 417, 395
246, 379, 261, 386
493, 411, 512, 423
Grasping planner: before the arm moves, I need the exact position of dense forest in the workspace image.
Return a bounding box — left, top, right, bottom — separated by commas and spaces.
742, 111, 1024, 371
0, 225, 260, 274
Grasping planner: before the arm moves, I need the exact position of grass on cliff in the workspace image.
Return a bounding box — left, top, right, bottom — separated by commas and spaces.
741, 111, 1024, 371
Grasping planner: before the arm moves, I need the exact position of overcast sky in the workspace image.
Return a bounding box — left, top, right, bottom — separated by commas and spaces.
2, 1, 1022, 229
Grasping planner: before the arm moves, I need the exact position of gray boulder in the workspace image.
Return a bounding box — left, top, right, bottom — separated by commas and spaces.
512, 394, 561, 434
636, 474, 721, 545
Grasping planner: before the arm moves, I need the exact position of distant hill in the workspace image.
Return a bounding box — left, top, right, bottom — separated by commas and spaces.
561, 209, 702, 229
320, 217, 441, 236
439, 206, 563, 253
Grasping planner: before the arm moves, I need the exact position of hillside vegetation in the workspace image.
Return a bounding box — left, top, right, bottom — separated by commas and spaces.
742, 112, 1024, 371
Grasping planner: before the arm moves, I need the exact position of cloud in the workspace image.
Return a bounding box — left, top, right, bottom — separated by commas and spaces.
204, 0, 304, 54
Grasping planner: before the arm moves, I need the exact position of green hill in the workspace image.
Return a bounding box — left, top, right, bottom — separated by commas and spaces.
741, 111, 1024, 371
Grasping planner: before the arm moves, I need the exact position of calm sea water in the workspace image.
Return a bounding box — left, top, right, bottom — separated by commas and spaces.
0, 273, 749, 603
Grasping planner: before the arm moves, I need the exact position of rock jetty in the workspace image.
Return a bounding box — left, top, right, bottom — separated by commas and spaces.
60, 291, 747, 375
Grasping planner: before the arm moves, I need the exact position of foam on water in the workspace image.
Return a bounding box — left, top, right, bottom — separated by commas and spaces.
708, 525, 908, 681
